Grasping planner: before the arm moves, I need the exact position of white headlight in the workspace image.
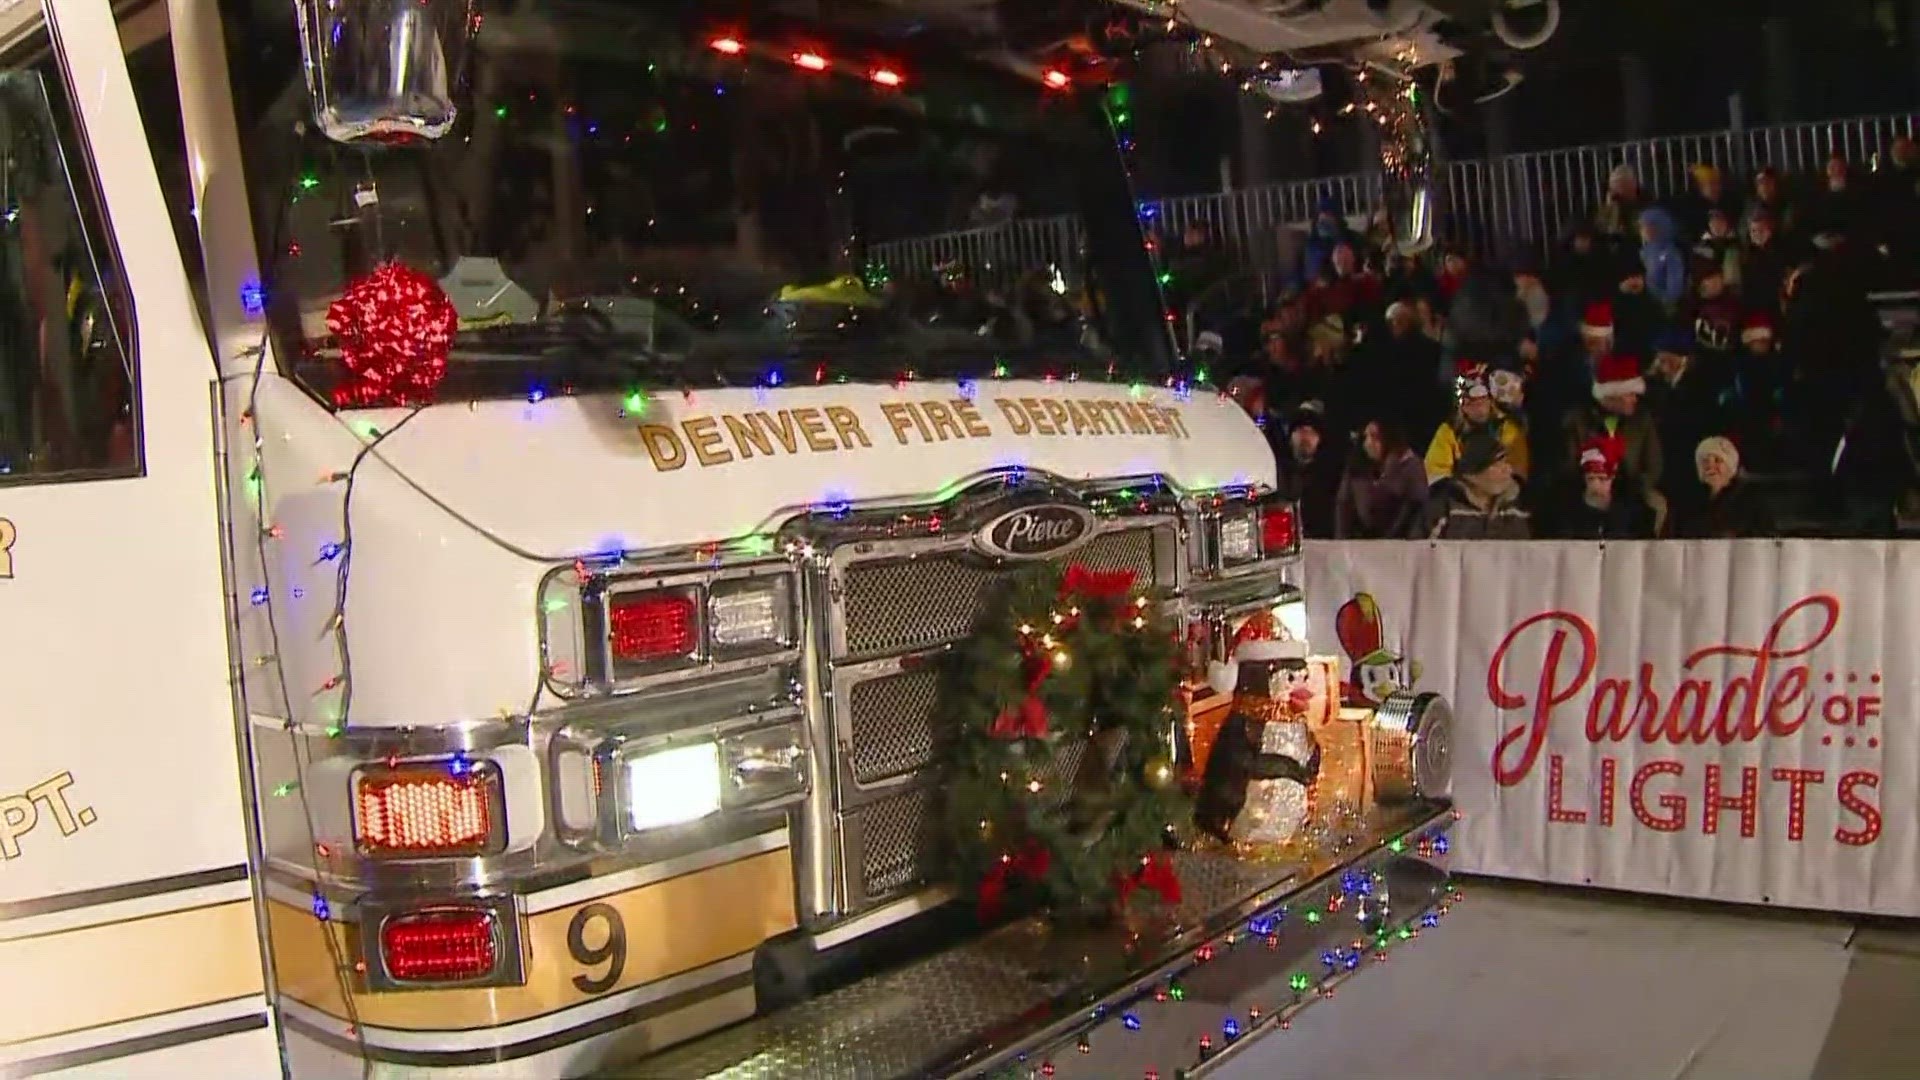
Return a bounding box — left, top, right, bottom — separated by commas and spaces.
1218, 514, 1258, 564
624, 743, 723, 831
709, 579, 792, 650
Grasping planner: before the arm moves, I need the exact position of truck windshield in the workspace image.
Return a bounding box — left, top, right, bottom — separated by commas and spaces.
217, 0, 1166, 405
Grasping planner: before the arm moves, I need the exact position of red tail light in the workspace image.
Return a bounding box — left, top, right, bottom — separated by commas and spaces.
608, 589, 698, 663
381, 908, 498, 983
1261, 502, 1298, 555
353, 763, 504, 858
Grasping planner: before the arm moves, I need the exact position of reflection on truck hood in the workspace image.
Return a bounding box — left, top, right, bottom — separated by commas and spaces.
365, 380, 1274, 560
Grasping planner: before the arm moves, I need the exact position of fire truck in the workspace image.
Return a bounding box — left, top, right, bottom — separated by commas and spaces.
0, 0, 1453, 1076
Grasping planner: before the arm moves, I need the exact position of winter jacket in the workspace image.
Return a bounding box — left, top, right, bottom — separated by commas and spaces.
1675, 476, 1776, 538
1334, 450, 1430, 539
1557, 491, 1655, 540
1446, 271, 1534, 367
1278, 449, 1343, 540
1638, 208, 1688, 309
1564, 407, 1663, 501
1738, 237, 1797, 311
1645, 364, 1729, 517
1420, 478, 1532, 540
1692, 234, 1742, 289
1593, 193, 1650, 251
1424, 414, 1531, 485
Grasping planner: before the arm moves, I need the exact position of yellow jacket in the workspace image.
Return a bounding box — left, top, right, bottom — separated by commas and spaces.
1424, 415, 1531, 485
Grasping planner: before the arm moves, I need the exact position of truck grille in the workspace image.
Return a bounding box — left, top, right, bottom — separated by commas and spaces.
846, 740, 1088, 907
838, 524, 1169, 660
846, 666, 942, 785
829, 517, 1175, 913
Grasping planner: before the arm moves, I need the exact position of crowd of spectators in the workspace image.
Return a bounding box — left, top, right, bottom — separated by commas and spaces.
1196, 140, 1920, 541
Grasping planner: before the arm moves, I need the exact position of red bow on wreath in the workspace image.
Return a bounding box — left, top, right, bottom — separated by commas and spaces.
1116, 852, 1183, 907
988, 641, 1055, 740
1060, 564, 1138, 602
978, 841, 1052, 921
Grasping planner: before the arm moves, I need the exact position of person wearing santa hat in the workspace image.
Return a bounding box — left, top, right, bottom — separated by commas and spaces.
1563, 353, 1667, 530
1423, 360, 1530, 485
1557, 433, 1653, 539
1676, 435, 1775, 538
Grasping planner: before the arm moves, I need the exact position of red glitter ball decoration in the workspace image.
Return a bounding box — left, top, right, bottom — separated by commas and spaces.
326, 262, 457, 406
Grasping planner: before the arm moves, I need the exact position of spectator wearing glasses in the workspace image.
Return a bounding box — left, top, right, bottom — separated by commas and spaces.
1420, 429, 1532, 540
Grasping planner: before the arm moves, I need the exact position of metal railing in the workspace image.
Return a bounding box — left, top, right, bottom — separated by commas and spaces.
870, 112, 1920, 289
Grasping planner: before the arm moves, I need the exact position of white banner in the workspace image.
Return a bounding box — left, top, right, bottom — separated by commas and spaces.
1303, 540, 1920, 916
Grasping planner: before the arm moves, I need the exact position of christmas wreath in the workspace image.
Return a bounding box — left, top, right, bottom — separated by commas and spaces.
942, 562, 1189, 922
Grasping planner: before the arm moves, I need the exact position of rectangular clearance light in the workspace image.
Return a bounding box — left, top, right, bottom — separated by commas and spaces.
709, 578, 792, 651
625, 742, 723, 832
380, 908, 498, 984
354, 762, 504, 858
608, 588, 699, 666
1261, 501, 1299, 555
1217, 512, 1258, 564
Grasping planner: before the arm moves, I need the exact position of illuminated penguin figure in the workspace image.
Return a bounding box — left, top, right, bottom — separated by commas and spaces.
1194, 637, 1322, 845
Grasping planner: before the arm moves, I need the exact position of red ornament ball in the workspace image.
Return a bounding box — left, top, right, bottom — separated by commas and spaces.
326, 261, 458, 406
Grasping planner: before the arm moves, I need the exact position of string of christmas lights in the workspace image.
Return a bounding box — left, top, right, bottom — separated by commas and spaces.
999, 823, 1461, 1080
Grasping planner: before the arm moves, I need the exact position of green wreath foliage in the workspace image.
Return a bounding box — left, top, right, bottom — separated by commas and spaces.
942, 562, 1191, 919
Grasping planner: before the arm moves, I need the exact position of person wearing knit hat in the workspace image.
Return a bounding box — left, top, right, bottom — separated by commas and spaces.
1278, 400, 1342, 540
1419, 427, 1531, 540
1740, 311, 1774, 350
1677, 161, 1741, 240
1423, 360, 1531, 484
1558, 433, 1653, 539
1676, 435, 1774, 538
1593, 163, 1648, 252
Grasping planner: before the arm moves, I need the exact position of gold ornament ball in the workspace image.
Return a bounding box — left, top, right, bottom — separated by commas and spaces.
1143, 755, 1176, 791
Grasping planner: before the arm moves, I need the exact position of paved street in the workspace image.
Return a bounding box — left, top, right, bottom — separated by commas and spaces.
1222, 877, 1920, 1080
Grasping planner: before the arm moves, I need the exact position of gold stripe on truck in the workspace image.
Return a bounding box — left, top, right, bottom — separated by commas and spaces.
0, 900, 264, 1044
274, 849, 797, 1029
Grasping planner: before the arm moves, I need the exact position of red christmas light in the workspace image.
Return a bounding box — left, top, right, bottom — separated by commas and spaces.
326, 262, 456, 407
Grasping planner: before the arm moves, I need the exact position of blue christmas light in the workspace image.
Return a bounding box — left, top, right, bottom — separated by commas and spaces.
1122, 1012, 1141, 1031
318, 543, 344, 562
250, 587, 269, 606
240, 279, 266, 316
528, 385, 548, 403
311, 895, 331, 921
1422, 911, 1441, 928
1223, 1018, 1241, 1041
1434, 834, 1450, 854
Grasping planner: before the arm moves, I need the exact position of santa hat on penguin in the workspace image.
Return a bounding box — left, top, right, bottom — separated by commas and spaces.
1206, 636, 1307, 696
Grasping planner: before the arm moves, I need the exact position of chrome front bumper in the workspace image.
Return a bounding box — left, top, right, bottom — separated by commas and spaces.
606, 801, 1455, 1080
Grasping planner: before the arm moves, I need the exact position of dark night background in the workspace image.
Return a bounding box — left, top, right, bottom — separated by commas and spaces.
1134, 0, 1920, 196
